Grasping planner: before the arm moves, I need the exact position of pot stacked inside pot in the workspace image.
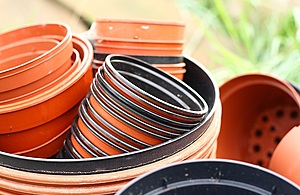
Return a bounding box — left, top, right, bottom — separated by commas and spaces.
60, 54, 209, 158
0, 23, 93, 158
86, 19, 187, 80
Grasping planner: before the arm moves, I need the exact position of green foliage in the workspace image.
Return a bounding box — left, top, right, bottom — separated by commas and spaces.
177, 0, 300, 85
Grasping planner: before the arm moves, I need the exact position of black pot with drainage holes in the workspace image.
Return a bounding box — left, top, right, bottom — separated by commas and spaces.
116, 159, 300, 195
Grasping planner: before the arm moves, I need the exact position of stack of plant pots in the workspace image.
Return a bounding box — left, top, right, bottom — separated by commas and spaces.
86, 19, 187, 80
60, 54, 209, 158
0, 55, 220, 194
0, 23, 93, 158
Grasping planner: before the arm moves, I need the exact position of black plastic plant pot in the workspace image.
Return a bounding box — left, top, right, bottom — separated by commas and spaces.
94, 52, 184, 64
0, 56, 218, 175
103, 54, 208, 122
116, 159, 300, 195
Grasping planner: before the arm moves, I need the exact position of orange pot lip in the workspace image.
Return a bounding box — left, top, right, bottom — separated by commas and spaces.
95, 18, 185, 27
95, 44, 183, 51
14, 125, 70, 156
0, 34, 93, 114
220, 73, 300, 109
166, 69, 187, 74
0, 50, 79, 104
0, 39, 58, 65
96, 38, 184, 44
0, 23, 72, 76
153, 62, 186, 68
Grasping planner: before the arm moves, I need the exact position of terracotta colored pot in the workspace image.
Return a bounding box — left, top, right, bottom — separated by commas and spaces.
94, 19, 185, 42
0, 23, 73, 92
217, 74, 300, 167
0, 34, 93, 134
103, 55, 208, 123
269, 125, 300, 185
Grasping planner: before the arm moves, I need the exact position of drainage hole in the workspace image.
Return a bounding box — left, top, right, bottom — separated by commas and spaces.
257, 160, 263, 166
276, 110, 284, 118
274, 137, 281, 144
262, 115, 268, 123
253, 144, 261, 152
267, 151, 273, 158
270, 126, 276, 132
290, 110, 299, 119
255, 129, 263, 137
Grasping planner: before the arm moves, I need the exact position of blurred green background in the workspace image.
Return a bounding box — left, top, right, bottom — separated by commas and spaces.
1, 0, 299, 85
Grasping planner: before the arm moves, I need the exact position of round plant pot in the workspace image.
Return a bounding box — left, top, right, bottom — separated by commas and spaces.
269, 125, 300, 185
0, 34, 93, 134
116, 159, 300, 195
0, 23, 73, 92
217, 74, 300, 167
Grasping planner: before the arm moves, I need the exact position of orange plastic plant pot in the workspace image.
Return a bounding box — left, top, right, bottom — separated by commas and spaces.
217, 74, 300, 167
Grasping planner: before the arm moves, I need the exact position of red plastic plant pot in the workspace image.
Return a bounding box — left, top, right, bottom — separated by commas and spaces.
217, 74, 300, 168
